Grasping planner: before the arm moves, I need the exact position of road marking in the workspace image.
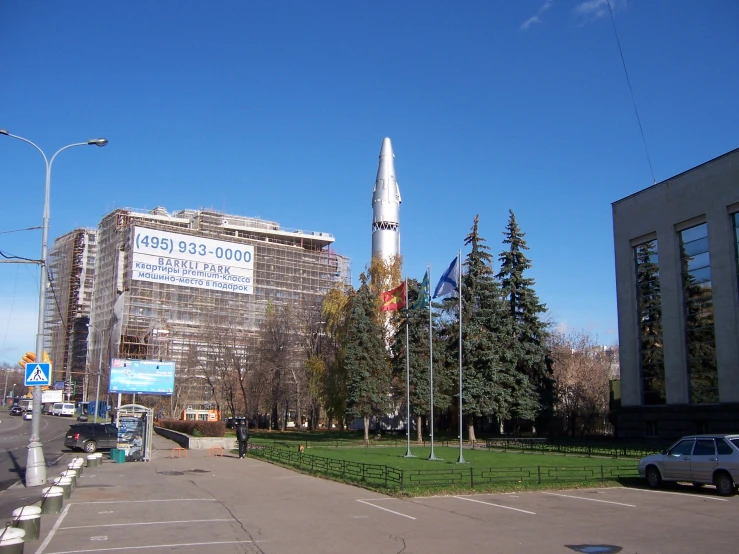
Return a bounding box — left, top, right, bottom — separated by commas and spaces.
623, 487, 729, 501
357, 499, 416, 520
542, 492, 636, 507
80, 498, 218, 504
62, 518, 233, 530
453, 496, 536, 515
90, 537, 107, 541
43, 540, 265, 554
34, 502, 70, 554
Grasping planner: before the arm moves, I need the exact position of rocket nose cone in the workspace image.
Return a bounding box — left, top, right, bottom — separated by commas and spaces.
380, 137, 393, 157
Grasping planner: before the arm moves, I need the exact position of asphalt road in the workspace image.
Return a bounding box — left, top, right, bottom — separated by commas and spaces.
17, 440, 739, 554
0, 410, 72, 490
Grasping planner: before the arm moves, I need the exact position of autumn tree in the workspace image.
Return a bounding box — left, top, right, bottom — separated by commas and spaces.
548, 330, 616, 436
321, 283, 352, 429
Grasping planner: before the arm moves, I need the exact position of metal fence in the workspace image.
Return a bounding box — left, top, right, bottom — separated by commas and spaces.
247, 445, 640, 491
483, 438, 658, 459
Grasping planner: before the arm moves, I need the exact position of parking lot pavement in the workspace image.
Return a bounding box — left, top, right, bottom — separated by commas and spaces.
7, 436, 739, 554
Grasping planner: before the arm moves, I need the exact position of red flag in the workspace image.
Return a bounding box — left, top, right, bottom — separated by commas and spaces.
381, 282, 406, 311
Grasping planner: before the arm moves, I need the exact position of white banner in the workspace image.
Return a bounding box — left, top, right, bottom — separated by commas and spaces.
42, 389, 63, 403
131, 227, 254, 294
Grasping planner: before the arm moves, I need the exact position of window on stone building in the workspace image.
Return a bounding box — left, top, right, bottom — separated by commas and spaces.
634, 239, 665, 404
680, 223, 718, 404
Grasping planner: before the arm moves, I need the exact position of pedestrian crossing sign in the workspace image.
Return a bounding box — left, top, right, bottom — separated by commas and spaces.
25, 363, 51, 386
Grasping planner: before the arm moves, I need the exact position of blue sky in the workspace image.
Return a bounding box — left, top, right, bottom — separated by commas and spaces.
1, 1, 737, 365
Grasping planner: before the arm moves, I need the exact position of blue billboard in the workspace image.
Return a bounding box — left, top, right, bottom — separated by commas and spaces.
109, 359, 175, 395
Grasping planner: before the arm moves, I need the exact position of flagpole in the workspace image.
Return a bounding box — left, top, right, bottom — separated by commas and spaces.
428, 264, 439, 461
404, 276, 413, 458
457, 249, 466, 464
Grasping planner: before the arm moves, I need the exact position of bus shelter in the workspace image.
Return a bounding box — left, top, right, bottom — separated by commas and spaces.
116, 404, 154, 462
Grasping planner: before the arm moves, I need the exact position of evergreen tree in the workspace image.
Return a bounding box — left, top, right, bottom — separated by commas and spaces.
497, 210, 550, 432
441, 215, 536, 442
345, 279, 392, 442
391, 278, 450, 443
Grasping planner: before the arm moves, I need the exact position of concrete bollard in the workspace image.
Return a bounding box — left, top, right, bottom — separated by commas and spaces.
51, 477, 73, 499
12, 505, 41, 541
92, 453, 103, 466
60, 470, 77, 488
40, 486, 64, 514
0, 526, 25, 554
69, 461, 84, 476
86, 455, 97, 467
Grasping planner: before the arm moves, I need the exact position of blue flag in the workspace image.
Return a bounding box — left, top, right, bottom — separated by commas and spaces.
411, 271, 430, 309
433, 256, 459, 298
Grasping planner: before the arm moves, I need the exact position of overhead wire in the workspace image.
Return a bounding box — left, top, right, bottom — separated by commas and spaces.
0, 250, 38, 263
607, 0, 656, 184
0, 226, 42, 235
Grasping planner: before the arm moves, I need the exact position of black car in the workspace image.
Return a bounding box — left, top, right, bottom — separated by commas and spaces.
65, 423, 119, 453
9, 406, 23, 416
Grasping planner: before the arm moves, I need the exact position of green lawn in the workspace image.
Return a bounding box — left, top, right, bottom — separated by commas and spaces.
247, 440, 640, 496
302, 445, 632, 470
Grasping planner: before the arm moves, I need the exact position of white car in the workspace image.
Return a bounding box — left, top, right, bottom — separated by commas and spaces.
22, 411, 32, 421
638, 434, 739, 496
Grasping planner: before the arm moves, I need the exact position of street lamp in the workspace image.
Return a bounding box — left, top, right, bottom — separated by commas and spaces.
0, 129, 107, 487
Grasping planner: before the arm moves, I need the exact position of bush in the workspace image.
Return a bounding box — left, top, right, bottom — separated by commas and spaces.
159, 419, 225, 437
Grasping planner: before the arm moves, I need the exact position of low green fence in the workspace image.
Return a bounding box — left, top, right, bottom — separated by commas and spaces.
483, 438, 657, 459
247, 445, 640, 490
250, 437, 658, 459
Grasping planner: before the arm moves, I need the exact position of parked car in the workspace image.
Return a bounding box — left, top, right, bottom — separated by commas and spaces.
225, 417, 246, 429
22, 411, 32, 421
638, 434, 739, 496
64, 423, 119, 453
9, 406, 23, 416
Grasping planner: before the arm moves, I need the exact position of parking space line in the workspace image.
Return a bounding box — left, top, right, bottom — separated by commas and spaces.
44, 540, 265, 554
35, 503, 71, 554
453, 496, 536, 515
79, 498, 218, 504
623, 487, 729, 502
542, 492, 636, 507
61, 518, 233, 530
357, 499, 416, 520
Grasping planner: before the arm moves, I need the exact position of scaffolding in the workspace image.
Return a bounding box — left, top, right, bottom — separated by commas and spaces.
44, 229, 97, 400
86, 207, 351, 408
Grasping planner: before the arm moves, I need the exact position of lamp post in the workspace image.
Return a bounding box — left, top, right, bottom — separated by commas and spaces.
2, 368, 9, 406
0, 129, 107, 487
87, 324, 106, 423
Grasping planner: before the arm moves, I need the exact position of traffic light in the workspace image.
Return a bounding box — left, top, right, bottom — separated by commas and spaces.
18, 351, 51, 369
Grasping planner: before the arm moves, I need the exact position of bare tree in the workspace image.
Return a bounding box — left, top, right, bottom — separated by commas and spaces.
548, 330, 616, 436
187, 319, 259, 420
294, 296, 328, 430
259, 302, 300, 430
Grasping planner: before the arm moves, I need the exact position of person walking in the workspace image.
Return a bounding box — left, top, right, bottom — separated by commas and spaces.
236, 420, 250, 458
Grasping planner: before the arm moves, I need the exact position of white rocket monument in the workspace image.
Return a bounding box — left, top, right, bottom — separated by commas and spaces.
371, 137, 401, 260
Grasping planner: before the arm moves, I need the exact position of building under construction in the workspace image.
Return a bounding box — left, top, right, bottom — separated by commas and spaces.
82, 207, 350, 410
44, 228, 97, 399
